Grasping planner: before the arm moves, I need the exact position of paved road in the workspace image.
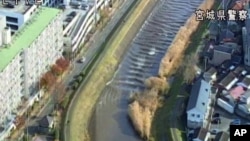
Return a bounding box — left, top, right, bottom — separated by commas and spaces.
64, 0, 135, 141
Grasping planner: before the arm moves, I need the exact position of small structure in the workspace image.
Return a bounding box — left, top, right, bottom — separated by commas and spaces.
210, 45, 234, 66
187, 79, 212, 129
219, 72, 238, 90
230, 86, 245, 100
192, 127, 210, 141
38, 115, 54, 129
240, 75, 250, 89
232, 66, 245, 77
214, 131, 229, 141
203, 67, 217, 83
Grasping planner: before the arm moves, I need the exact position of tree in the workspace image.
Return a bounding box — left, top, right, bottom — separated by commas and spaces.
40, 71, 57, 90
51, 64, 63, 76
56, 57, 70, 71
53, 82, 66, 111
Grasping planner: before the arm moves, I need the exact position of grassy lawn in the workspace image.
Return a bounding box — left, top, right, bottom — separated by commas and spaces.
150, 1, 222, 140
67, 1, 151, 141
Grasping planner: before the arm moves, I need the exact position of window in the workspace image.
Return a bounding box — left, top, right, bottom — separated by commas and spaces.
191, 114, 195, 117
205, 88, 208, 92
6, 24, 18, 30
202, 102, 205, 106
197, 115, 200, 118
6, 16, 18, 23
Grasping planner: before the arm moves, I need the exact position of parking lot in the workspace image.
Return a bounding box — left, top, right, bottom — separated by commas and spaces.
209, 105, 250, 135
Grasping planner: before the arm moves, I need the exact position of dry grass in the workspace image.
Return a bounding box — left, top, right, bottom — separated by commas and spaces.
129, 89, 159, 140
67, 1, 151, 141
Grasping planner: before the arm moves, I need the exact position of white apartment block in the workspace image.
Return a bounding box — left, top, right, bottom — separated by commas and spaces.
63, 0, 110, 54
0, 7, 62, 140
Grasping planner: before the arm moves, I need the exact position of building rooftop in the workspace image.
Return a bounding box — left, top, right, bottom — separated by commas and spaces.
0, 7, 61, 72
0, 0, 33, 14
187, 79, 211, 112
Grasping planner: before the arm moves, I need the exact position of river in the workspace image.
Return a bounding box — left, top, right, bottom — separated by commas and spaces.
93, 0, 204, 141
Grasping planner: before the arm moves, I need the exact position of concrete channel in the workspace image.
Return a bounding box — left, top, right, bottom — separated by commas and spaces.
93, 0, 204, 141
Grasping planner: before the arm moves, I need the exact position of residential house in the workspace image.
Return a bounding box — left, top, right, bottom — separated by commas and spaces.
238, 75, 250, 89
218, 29, 234, 43
38, 116, 54, 129
237, 90, 250, 114
208, 21, 220, 42
214, 132, 229, 141
192, 127, 210, 141
210, 45, 234, 66
32, 135, 48, 141
230, 86, 245, 100
203, 67, 217, 83
232, 66, 246, 77
187, 79, 212, 129
219, 72, 238, 90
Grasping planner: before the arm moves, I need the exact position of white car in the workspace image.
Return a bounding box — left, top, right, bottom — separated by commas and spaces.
79, 57, 86, 63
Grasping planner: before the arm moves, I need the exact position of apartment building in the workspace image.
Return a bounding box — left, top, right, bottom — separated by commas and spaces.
0, 7, 62, 140
63, 0, 110, 57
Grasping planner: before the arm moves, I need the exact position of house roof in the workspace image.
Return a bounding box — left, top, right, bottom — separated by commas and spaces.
214, 131, 229, 141
230, 86, 245, 99
206, 67, 217, 75
209, 21, 219, 35
231, 55, 242, 65
232, 1, 244, 10
214, 45, 234, 54
193, 127, 208, 140
32, 136, 48, 141
219, 29, 234, 42
0, 7, 61, 72
219, 72, 237, 87
187, 79, 211, 113
242, 76, 250, 86
38, 116, 53, 128
233, 66, 244, 75
221, 60, 233, 69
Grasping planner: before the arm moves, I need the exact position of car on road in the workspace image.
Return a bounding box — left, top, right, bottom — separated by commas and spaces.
210, 129, 220, 135
78, 57, 86, 63
230, 119, 241, 125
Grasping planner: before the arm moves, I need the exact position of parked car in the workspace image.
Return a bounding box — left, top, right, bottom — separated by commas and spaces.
79, 57, 86, 63
210, 129, 220, 135
231, 119, 241, 125
213, 113, 220, 118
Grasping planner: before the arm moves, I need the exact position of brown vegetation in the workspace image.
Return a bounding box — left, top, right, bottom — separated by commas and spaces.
40, 71, 57, 90
129, 0, 216, 140
144, 76, 168, 94
56, 57, 70, 71
128, 89, 159, 140
51, 64, 63, 76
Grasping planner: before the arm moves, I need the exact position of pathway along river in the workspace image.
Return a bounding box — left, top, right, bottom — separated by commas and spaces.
93, 0, 204, 141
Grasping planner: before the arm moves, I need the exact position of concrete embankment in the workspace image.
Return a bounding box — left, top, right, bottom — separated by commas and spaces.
89, 0, 160, 141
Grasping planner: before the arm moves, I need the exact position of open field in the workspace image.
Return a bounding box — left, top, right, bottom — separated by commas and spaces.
67, 1, 153, 141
